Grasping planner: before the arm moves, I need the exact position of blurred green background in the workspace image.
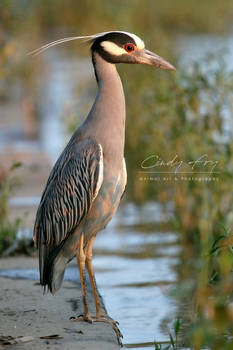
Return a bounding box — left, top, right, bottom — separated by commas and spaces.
0, 1, 233, 349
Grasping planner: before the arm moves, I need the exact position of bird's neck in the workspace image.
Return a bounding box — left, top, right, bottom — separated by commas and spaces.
83, 52, 126, 157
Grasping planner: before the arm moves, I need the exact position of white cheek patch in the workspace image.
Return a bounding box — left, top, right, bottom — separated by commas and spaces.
101, 41, 126, 56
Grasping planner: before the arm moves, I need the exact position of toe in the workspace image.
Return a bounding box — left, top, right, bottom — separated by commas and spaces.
71, 313, 93, 324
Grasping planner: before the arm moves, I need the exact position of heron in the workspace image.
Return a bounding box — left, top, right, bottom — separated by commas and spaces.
33, 31, 175, 343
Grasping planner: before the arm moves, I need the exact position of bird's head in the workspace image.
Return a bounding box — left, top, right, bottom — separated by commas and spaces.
90, 31, 175, 71
29, 30, 175, 71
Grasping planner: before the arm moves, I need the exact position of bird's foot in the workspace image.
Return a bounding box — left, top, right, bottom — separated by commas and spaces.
91, 314, 123, 346
70, 313, 123, 346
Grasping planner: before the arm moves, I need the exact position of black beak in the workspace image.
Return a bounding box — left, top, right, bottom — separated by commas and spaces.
137, 49, 176, 71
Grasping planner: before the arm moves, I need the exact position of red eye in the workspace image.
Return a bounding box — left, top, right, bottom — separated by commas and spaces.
124, 43, 135, 53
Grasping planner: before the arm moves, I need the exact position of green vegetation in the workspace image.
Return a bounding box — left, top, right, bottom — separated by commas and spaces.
155, 223, 233, 350
169, 227, 233, 349
155, 318, 181, 349
1, 0, 233, 38
190, 226, 233, 349
142, 58, 233, 350
124, 54, 233, 229
0, 162, 22, 255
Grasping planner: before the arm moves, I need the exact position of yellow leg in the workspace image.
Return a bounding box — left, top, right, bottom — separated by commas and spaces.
73, 234, 123, 344
85, 236, 103, 317
76, 233, 91, 320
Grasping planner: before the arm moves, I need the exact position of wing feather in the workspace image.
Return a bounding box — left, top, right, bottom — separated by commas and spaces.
34, 138, 103, 248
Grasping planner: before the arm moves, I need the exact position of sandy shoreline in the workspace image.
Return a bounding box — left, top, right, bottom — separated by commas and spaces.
0, 257, 120, 350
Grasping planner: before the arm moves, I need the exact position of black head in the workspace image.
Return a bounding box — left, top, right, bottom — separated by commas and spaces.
90, 31, 175, 70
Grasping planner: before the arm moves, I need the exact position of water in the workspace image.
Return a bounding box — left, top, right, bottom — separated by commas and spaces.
93, 203, 179, 347
38, 50, 92, 163
177, 34, 233, 71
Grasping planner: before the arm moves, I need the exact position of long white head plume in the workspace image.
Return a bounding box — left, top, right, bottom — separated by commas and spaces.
28, 31, 145, 56
28, 32, 107, 56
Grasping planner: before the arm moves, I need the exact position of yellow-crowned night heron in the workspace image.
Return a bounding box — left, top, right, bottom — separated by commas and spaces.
33, 31, 175, 342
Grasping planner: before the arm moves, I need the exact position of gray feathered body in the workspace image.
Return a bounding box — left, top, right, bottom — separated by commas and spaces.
34, 52, 127, 294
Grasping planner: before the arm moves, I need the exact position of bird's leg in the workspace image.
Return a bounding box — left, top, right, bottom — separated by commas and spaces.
85, 236, 123, 345
72, 234, 123, 343
85, 235, 104, 317
75, 233, 92, 323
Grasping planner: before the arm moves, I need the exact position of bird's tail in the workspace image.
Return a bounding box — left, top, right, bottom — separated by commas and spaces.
39, 242, 67, 295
